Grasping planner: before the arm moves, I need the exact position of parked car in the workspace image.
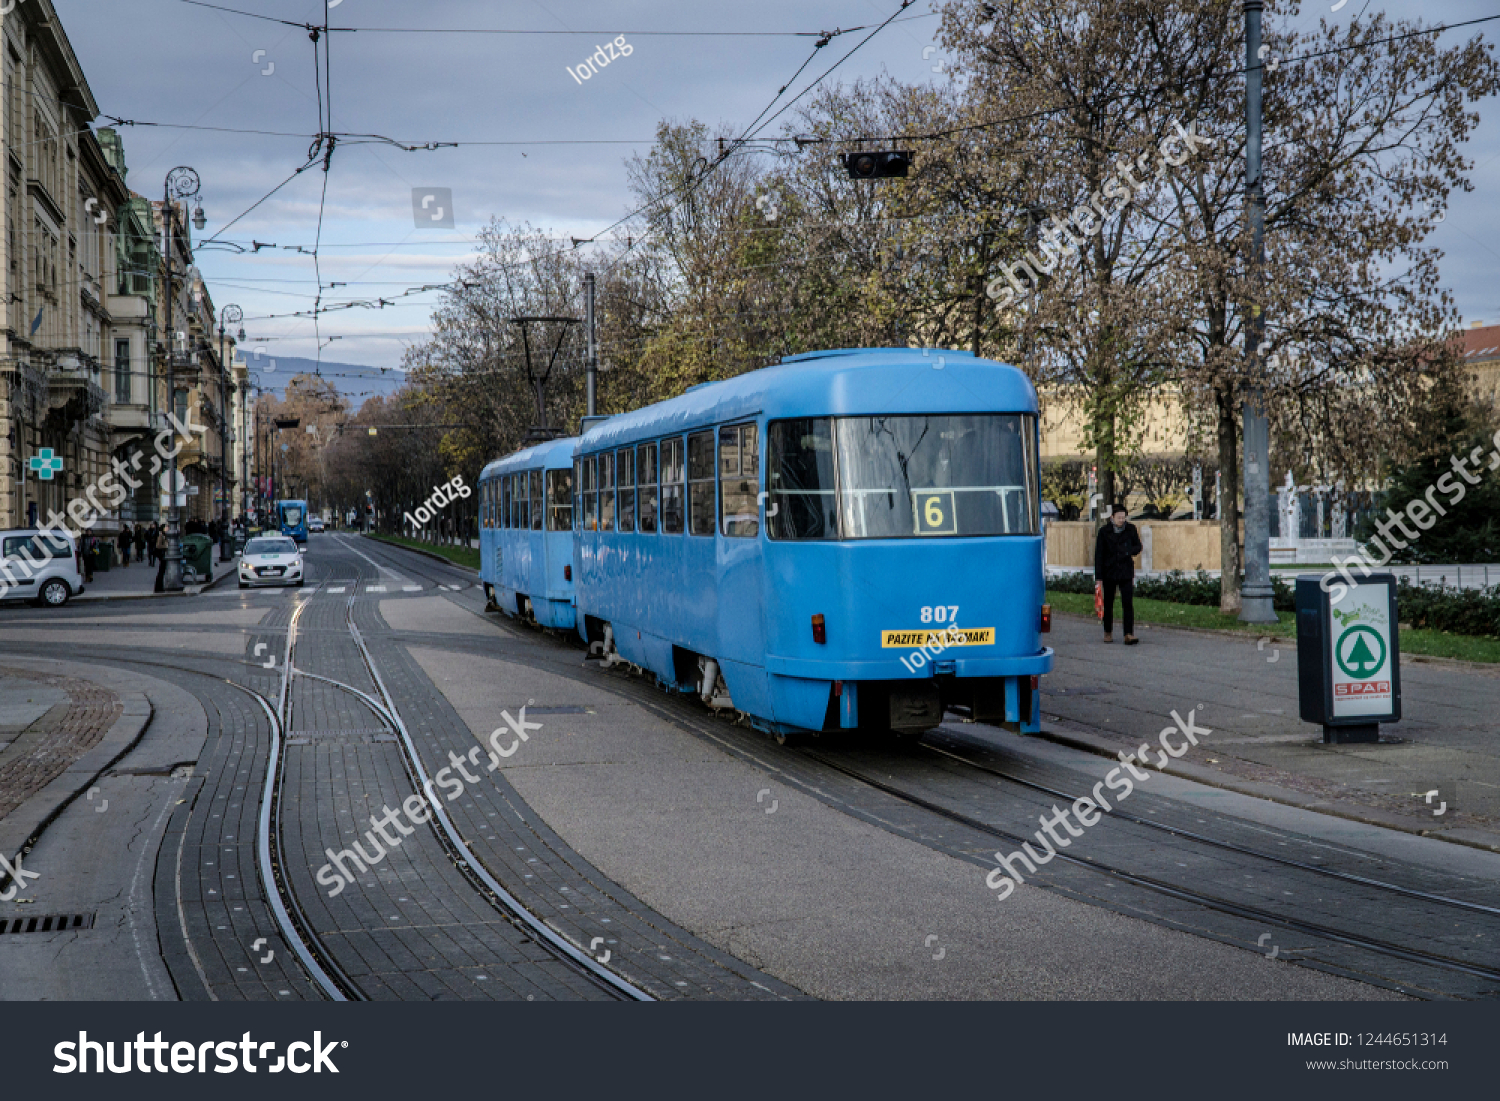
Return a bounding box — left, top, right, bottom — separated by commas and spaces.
238, 535, 305, 589
0, 529, 84, 607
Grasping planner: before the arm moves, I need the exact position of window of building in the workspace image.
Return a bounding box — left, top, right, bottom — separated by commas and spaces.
115, 339, 131, 404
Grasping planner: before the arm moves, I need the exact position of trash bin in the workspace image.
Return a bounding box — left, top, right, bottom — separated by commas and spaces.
95, 541, 114, 571
182, 534, 214, 583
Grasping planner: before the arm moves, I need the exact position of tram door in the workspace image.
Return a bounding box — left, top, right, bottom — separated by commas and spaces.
714, 424, 770, 707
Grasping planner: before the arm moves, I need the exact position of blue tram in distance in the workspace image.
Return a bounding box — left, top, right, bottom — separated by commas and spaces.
478, 437, 577, 630
571, 347, 1054, 741
276, 499, 309, 543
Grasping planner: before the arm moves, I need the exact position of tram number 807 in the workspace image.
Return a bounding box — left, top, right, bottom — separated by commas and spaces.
920, 605, 960, 624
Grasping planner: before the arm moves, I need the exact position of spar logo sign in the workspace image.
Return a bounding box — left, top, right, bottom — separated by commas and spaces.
1335, 624, 1386, 679
1329, 591, 1395, 717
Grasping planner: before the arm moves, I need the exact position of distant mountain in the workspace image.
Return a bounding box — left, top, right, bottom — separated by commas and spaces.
239, 355, 408, 409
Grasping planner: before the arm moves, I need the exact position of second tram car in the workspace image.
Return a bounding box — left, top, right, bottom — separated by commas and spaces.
571, 348, 1053, 740
479, 437, 577, 630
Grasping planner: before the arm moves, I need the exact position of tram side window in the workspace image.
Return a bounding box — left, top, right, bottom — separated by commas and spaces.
599, 451, 616, 531
546, 469, 573, 531
661, 438, 685, 534
530, 469, 544, 531
573, 459, 582, 532
500, 477, 508, 529
519, 474, 531, 530
767, 418, 838, 539
637, 442, 659, 533
617, 448, 636, 533
720, 423, 760, 537
687, 431, 716, 536
581, 456, 597, 531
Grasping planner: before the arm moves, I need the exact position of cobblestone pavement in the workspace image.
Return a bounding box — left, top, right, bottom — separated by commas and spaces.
0, 669, 121, 821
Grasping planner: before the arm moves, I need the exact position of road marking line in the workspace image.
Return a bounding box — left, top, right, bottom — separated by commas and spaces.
328, 586, 346, 594
366, 585, 387, 593
402, 585, 422, 592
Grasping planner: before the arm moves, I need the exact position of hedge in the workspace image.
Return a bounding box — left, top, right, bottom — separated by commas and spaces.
1045, 569, 1500, 637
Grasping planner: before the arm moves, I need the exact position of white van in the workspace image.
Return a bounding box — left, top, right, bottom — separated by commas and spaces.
0, 530, 84, 607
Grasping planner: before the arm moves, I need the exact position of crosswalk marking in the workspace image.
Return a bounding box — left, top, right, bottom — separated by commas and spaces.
402, 584, 422, 592
328, 586, 346, 594
366, 585, 386, 593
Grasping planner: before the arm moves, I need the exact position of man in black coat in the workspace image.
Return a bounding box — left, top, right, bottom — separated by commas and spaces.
1094, 503, 1143, 644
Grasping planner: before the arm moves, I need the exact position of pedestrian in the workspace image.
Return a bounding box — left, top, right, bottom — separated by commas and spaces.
134, 525, 146, 563
145, 523, 157, 566
117, 524, 132, 566
153, 526, 168, 592
1094, 503, 1143, 645
82, 535, 96, 583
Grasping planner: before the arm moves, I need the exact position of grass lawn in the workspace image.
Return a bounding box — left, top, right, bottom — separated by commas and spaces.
367, 533, 480, 571
1046, 589, 1500, 664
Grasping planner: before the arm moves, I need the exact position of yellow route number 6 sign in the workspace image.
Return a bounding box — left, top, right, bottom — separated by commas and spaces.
913, 490, 957, 536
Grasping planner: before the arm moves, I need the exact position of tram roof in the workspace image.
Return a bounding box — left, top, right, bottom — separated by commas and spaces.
576, 348, 1037, 453
481, 435, 578, 480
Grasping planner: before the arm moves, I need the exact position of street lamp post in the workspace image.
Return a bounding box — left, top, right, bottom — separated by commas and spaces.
160, 166, 203, 592
217, 304, 243, 561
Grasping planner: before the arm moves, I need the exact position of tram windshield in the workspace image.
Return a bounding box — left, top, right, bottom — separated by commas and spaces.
767, 414, 1037, 539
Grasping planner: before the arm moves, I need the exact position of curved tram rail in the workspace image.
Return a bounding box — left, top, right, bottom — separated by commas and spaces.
800, 743, 1500, 991
273, 558, 652, 1001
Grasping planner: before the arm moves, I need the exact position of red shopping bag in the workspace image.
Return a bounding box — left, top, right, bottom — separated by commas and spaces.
1094, 581, 1104, 620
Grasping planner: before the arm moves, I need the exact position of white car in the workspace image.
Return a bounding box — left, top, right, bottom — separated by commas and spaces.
308, 516, 325, 533
238, 535, 305, 589
0, 529, 84, 607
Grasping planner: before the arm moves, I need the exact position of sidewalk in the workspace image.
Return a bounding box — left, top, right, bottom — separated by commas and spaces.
75, 551, 233, 602
1039, 610, 1500, 852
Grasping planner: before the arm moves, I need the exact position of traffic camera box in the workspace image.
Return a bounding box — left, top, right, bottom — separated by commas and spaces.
1295, 573, 1401, 743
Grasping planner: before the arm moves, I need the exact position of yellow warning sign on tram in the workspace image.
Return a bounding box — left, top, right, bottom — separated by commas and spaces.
880, 628, 995, 648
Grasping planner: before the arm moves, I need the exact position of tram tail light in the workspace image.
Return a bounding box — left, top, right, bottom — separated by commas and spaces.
564, 565, 572, 581
1040, 604, 1052, 633
811, 614, 826, 645
1031, 675, 1040, 690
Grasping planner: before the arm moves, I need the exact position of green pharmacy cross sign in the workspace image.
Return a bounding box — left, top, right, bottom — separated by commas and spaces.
1336, 624, 1387, 679
29, 448, 63, 481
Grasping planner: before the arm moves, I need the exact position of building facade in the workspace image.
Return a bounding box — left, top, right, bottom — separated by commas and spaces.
0, 1, 245, 539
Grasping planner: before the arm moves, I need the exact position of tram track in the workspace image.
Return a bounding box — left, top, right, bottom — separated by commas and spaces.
486, 623, 1500, 998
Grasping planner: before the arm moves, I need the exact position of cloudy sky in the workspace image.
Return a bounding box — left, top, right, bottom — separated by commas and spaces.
50, 0, 1500, 385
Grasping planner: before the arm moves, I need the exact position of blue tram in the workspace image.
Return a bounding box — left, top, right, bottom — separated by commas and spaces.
478, 437, 577, 630
570, 347, 1054, 740
276, 499, 309, 543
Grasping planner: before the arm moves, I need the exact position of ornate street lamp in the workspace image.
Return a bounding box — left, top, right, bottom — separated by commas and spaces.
160, 166, 201, 591
217, 303, 242, 561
